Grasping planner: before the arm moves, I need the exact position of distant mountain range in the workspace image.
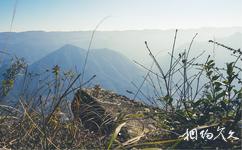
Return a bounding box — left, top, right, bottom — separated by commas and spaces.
156, 32, 242, 70
0, 27, 241, 104
0, 27, 241, 65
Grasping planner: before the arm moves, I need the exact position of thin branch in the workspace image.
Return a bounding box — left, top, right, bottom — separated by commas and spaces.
81, 16, 110, 85
168, 29, 178, 94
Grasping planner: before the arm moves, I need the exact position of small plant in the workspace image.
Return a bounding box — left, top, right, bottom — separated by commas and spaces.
133, 31, 241, 149
0, 57, 26, 98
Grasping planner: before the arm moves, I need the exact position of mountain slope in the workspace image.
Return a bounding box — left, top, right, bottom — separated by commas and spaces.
28, 44, 144, 97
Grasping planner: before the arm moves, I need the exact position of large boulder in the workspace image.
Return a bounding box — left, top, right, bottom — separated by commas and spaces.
71, 89, 115, 135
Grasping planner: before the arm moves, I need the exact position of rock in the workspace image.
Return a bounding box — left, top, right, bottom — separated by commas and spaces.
71, 89, 115, 135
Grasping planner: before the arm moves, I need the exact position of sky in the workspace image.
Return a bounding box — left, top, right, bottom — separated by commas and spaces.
0, 0, 242, 32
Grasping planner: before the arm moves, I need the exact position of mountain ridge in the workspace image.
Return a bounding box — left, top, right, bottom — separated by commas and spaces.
27, 44, 144, 99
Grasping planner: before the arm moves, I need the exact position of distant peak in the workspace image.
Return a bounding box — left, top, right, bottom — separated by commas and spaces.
54, 44, 86, 54
61, 44, 81, 49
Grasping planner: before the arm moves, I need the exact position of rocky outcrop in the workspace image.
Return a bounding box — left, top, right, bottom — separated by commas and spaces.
71, 89, 115, 135
70, 86, 160, 144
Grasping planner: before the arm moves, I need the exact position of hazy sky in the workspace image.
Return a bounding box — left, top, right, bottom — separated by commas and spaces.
0, 0, 242, 32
